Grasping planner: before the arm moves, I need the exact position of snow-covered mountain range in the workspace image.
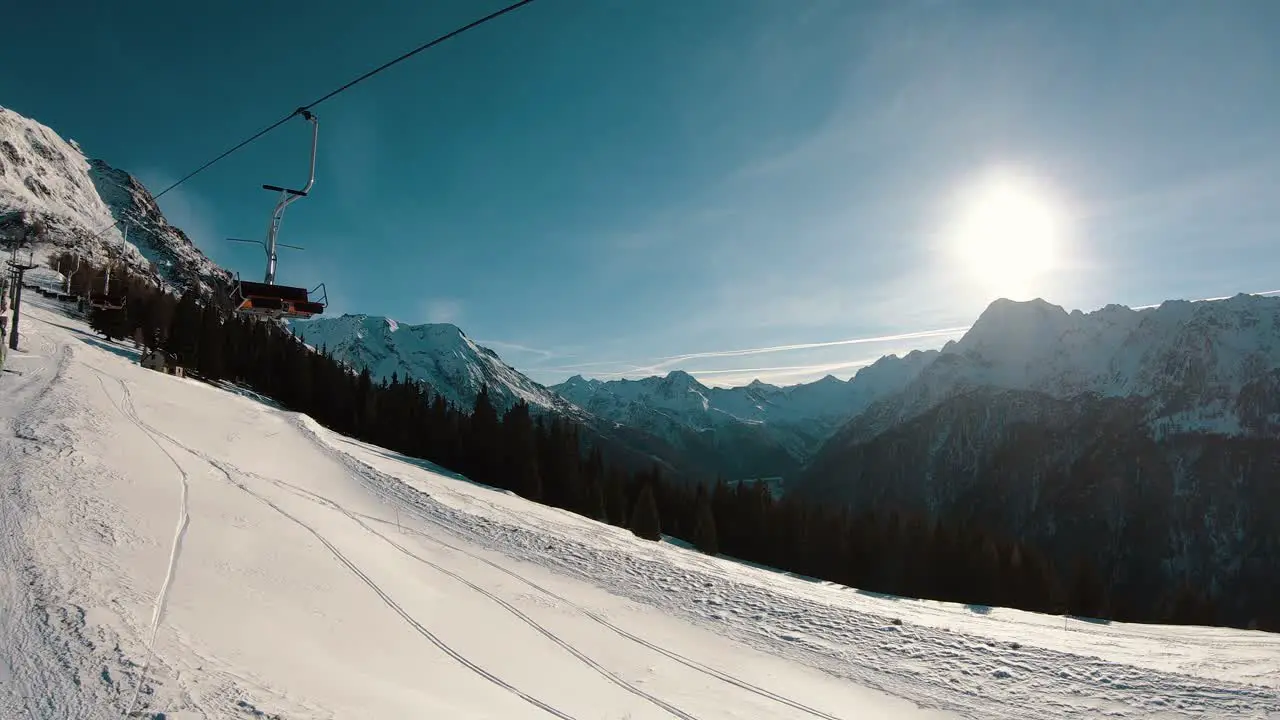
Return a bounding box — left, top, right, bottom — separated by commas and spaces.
283, 309, 941, 481
836, 294, 1280, 447
289, 313, 583, 417
0, 105, 225, 291
553, 352, 937, 477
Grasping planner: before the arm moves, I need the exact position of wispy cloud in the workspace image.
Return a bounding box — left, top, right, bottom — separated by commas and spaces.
532, 325, 970, 383
688, 358, 880, 376
474, 338, 561, 361
654, 326, 971, 365
688, 357, 884, 387
422, 298, 463, 324
604, 326, 970, 378
137, 169, 221, 254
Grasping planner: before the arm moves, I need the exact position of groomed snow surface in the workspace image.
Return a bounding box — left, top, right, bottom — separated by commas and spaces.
1, 298, 1277, 719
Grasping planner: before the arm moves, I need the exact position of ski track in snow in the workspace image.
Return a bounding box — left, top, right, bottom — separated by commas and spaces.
291, 420, 1280, 720
261, 430, 851, 720
272, 471, 850, 720
98, 383, 616, 720
0, 333, 81, 719
92, 373, 191, 717
218, 464, 704, 720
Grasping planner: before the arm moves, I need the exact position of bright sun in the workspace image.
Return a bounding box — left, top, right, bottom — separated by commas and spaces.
950, 171, 1064, 300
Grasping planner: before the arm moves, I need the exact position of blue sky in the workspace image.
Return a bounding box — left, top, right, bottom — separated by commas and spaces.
3, 0, 1278, 387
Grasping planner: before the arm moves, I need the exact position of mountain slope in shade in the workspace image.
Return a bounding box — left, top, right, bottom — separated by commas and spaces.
796, 293, 1280, 628
86, 158, 229, 291
0, 105, 225, 291
289, 313, 583, 417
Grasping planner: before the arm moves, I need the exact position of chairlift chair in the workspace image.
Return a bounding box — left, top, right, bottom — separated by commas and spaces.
88, 293, 126, 311
229, 109, 329, 320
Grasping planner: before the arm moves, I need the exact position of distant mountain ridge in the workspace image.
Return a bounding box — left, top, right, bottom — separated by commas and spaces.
288, 313, 938, 483
553, 351, 937, 477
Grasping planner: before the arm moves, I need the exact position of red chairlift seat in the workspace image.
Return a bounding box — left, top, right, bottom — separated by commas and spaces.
88, 293, 126, 311
232, 278, 327, 319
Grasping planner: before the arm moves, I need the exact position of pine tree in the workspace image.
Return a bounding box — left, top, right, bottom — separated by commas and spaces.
165, 289, 202, 368
196, 304, 224, 380
354, 367, 374, 433
629, 483, 661, 541
469, 386, 500, 484
502, 401, 542, 500
1070, 558, 1107, 619
692, 485, 718, 555
604, 470, 628, 527
1166, 584, 1217, 626
581, 446, 606, 517
88, 305, 129, 341
582, 476, 606, 521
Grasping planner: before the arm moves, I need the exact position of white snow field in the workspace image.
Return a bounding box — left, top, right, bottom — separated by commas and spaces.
1, 298, 1277, 719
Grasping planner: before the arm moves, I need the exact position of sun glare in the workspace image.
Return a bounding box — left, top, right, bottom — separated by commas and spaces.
949, 171, 1065, 300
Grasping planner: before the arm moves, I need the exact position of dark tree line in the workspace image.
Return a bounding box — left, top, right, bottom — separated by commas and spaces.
69, 262, 1269, 632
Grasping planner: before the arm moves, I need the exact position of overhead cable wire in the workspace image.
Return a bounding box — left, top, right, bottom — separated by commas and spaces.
296, 0, 537, 113
88, 0, 539, 241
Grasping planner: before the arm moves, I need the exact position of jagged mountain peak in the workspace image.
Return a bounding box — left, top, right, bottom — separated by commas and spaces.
746, 378, 776, 389
289, 313, 580, 418
87, 157, 228, 292
955, 296, 1074, 355
0, 105, 227, 289
843, 292, 1280, 441
560, 373, 601, 391
0, 105, 226, 291
660, 369, 705, 389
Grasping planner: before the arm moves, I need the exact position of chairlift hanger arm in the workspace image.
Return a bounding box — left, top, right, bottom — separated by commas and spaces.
260, 113, 318, 285
262, 113, 319, 199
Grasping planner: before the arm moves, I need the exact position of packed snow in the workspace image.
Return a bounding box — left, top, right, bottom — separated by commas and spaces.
2, 297, 1278, 719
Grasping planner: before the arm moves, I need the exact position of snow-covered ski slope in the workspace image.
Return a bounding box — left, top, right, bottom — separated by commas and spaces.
1, 300, 1277, 719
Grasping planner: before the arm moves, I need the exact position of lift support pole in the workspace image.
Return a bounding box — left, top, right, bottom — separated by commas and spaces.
7, 257, 38, 351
